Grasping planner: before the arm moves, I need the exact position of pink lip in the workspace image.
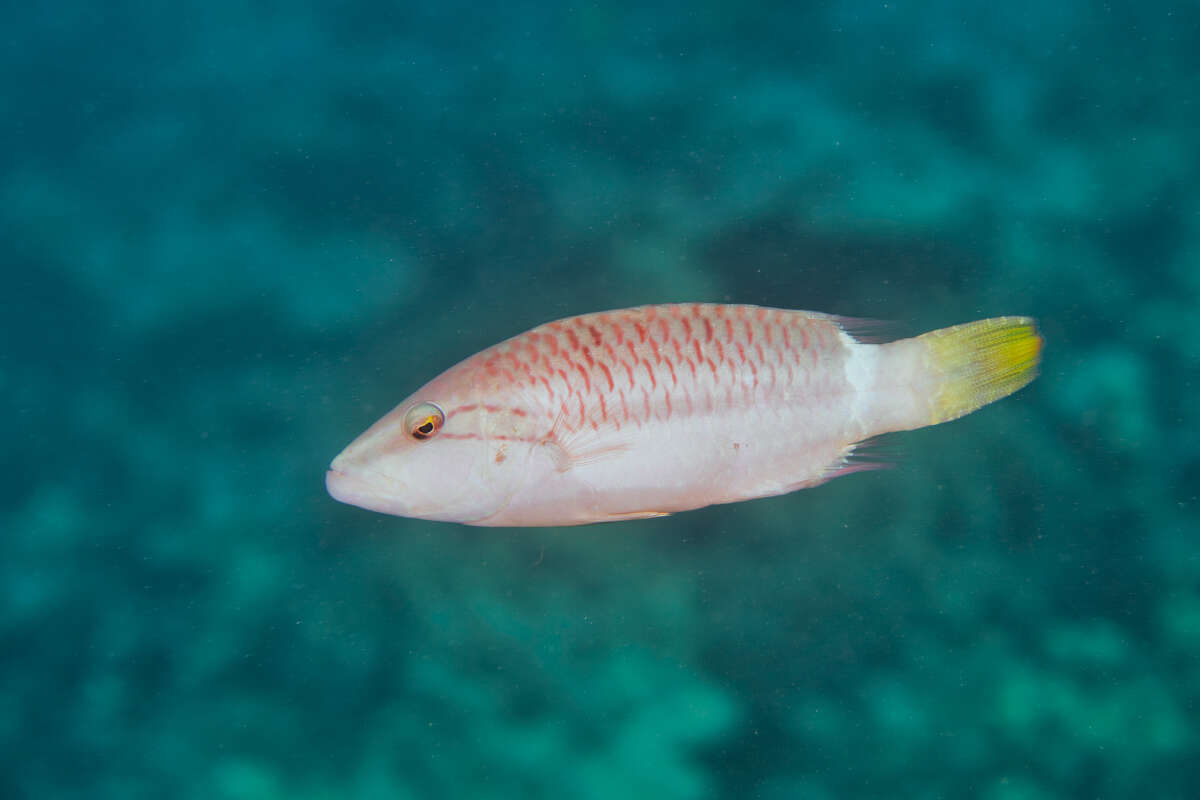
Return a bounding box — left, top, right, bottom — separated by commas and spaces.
325, 468, 358, 504
326, 467, 389, 512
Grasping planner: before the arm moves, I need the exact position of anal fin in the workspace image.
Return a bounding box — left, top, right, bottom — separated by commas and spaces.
601, 510, 671, 522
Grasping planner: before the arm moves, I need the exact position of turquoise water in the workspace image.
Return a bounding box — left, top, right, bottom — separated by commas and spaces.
5, 2, 1199, 797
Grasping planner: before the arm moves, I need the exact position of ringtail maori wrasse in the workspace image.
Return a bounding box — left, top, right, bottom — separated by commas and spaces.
326, 304, 1041, 526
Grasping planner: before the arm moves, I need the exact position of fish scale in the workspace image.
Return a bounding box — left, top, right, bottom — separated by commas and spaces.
476, 304, 850, 435
327, 304, 1042, 526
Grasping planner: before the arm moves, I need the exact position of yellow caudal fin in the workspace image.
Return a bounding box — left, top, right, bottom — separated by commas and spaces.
918, 317, 1042, 425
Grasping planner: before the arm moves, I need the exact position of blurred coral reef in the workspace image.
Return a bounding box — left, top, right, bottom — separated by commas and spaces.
3, 0, 1198, 797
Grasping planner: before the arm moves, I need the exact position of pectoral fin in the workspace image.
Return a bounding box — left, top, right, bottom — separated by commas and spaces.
540, 425, 632, 473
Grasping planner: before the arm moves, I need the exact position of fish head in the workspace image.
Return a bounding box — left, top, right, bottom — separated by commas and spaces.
325, 356, 540, 524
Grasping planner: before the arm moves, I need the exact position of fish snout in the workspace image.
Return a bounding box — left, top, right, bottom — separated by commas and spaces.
325, 465, 405, 515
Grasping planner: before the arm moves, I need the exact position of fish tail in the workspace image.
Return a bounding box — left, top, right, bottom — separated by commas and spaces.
917, 317, 1042, 425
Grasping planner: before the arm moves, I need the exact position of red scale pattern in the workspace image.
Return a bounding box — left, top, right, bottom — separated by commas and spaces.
470, 304, 845, 436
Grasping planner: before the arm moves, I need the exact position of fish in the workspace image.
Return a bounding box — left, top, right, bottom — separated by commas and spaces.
326, 304, 1041, 526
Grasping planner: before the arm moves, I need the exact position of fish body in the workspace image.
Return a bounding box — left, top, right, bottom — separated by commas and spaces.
326, 304, 1041, 526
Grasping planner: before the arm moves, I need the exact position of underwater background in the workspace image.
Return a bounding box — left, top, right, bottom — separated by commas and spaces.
4, 1, 1199, 798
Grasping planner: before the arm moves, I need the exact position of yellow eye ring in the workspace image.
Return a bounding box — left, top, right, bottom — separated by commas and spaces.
404, 402, 445, 441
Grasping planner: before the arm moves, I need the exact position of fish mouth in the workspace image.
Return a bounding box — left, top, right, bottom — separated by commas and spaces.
325, 467, 405, 515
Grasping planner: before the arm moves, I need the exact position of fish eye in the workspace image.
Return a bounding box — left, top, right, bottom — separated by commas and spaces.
404, 402, 445, 441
